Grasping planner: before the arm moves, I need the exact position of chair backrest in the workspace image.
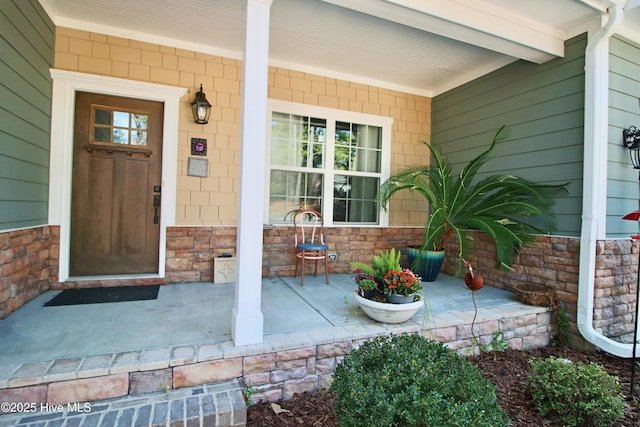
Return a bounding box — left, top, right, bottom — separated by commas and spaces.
293, 210, 325, 246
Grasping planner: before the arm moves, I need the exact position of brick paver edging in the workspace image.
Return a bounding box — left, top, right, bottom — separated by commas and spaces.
0, 380, 245, 427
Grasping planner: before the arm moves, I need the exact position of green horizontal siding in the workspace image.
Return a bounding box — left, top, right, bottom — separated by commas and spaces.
0, 129, 49, 167
432, 34, 587, 237
609, 36, 640, 239
0, 156, 49, 183
0, 178, 48, 200
0, 201, 49, 227
0, 0, 54, 230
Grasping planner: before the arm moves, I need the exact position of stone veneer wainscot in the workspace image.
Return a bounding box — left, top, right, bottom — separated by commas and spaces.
0, 226, 59, 319
442, 231, 639, 350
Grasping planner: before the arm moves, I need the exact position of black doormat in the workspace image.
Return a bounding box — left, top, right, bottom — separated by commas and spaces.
44, 285, 160, 306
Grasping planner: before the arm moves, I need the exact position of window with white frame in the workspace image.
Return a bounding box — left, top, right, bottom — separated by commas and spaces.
266, 100, 392, 226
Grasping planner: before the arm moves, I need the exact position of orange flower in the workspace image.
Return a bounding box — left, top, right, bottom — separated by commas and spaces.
383, 269, 422, 296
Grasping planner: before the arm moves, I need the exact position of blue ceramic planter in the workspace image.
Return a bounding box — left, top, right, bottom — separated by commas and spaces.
386, 293, 415, 304
407, 248, 445, 282
362, 289, 376, 300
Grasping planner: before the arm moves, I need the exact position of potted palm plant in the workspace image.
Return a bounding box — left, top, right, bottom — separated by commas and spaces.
378, 126, 568, 281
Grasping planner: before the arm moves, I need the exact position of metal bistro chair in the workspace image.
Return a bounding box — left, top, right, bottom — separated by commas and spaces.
293, 209, 329, 286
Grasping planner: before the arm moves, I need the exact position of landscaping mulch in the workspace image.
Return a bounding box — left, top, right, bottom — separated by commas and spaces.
247, 345, 640, 426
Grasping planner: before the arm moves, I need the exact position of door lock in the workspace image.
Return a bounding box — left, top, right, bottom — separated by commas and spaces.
153, 194, 161, 224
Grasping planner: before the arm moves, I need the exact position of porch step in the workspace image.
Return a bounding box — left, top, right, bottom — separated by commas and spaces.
0, 379, 246, 427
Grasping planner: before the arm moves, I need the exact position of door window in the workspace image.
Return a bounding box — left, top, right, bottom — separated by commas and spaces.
91, 106, 149, 147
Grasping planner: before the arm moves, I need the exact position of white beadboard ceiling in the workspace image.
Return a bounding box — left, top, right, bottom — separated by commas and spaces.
38, 0, 640, 97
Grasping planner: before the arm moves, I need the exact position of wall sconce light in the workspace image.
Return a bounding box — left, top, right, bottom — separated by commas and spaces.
191, 84, 212, 124
623, 126, 640, 169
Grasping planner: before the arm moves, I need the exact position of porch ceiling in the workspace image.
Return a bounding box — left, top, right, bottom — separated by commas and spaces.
39, 0, 640, 97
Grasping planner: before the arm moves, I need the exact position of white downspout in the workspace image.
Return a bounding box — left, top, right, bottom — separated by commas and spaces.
577, 3, 632, 357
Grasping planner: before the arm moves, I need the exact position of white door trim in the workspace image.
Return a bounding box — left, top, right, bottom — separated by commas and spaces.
49, 69, 186, 282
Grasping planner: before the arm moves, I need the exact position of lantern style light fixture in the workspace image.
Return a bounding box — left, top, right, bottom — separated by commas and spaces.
191, 84, 212, 124
623, 126, 640, 169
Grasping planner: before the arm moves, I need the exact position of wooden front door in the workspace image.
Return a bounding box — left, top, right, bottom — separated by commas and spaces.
70, 92, 164, 276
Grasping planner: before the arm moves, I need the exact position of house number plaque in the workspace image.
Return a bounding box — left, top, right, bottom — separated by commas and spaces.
187, 157, 208, 177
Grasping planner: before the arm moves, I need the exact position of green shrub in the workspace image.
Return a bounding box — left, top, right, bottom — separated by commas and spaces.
330, 334, 509, 427
527, 356, 625, 427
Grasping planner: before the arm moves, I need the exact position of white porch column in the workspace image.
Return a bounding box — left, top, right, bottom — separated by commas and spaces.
232, 0, 272, 346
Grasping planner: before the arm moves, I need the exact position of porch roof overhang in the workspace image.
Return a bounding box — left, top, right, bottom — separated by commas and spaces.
38, 0, 640, 98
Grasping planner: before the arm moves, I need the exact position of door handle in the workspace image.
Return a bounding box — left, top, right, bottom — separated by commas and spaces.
153, 195, 161, 224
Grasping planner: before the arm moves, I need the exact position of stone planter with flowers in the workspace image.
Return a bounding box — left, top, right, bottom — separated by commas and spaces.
351, 248, 425, 323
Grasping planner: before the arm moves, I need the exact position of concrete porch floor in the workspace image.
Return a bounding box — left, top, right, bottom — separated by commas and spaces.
0, 273, 552, 426
0, 273, 522, 366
